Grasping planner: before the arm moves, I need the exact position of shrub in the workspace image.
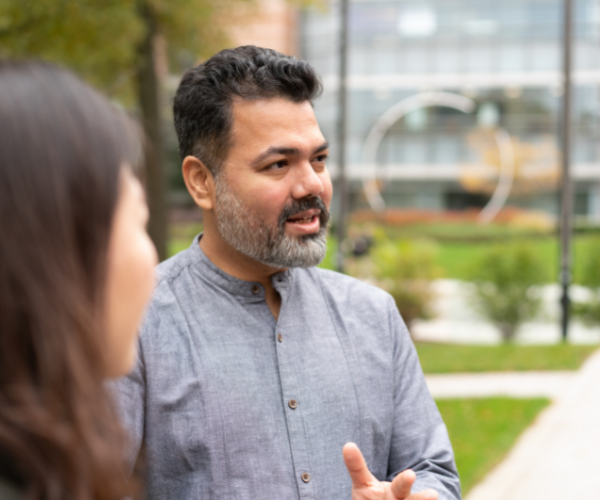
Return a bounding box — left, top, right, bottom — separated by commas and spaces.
573, 236, 600, 326
367, 235, 441, 330
574, 301, 600, 326
468, 243, 546, 342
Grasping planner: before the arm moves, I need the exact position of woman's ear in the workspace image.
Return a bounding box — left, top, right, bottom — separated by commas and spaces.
182, 156, 215, 210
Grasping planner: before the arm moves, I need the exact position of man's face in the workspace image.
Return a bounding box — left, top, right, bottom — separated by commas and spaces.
213, 97, 333, 269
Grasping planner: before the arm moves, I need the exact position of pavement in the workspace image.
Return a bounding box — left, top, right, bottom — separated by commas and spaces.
464, 347, 600, 500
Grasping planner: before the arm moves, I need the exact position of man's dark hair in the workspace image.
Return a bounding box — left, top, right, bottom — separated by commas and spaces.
173, 45, 322, 174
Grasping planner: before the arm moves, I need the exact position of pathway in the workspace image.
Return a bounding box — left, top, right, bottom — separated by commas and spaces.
463, 348, 600, 500
425, 371, 577, 399
408, 279, 600, 498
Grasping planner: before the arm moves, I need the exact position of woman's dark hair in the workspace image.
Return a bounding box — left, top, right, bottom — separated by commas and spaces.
0, 62, 141, 499
173, 45, 322, 174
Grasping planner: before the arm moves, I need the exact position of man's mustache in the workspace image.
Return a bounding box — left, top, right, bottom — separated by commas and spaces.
277, 197, 330, 230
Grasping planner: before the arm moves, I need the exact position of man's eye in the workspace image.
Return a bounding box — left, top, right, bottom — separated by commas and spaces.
314, 154, 328, 163
268, 160, 287, 170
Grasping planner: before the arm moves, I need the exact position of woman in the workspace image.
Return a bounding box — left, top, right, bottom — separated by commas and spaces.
0, 62, 157, 499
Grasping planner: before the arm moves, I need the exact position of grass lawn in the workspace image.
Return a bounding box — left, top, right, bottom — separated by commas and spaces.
435, 238, 557, 282
167, 222, 600, 285
316, 233, 599, 284
430, 234, 600, 283
416, 342, 598, 373
437, 397, 550, 495
384, 222, 547, 242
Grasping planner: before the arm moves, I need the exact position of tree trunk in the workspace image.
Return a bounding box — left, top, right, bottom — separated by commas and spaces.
136, 1, 167, 261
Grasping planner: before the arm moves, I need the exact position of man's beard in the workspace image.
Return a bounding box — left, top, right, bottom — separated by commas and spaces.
213, 176, 329, 269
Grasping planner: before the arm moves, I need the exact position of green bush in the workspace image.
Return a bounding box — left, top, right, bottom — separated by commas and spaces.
573, 236, 600, 326
468, 243, 546, 342
573, 301, 600, 326
367, 235, 441, 330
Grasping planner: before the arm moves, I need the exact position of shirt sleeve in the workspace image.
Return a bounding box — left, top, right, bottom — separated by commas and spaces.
110, 337, 146, 472
385, 295, 462, 500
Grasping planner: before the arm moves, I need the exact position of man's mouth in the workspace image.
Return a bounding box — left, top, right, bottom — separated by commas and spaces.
286, 209, 321, 225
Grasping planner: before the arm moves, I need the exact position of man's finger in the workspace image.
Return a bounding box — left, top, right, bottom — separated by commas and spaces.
390, 469, 416, 499
342, 442, 376, 489
407, 488, 439, 500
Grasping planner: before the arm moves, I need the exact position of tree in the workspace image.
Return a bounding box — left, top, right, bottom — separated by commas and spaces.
0, 0, 251, 260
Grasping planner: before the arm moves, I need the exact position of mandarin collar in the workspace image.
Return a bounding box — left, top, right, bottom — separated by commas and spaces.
189, 234, 293, 299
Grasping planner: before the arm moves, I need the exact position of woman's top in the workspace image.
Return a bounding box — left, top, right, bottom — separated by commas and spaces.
0, 450, 24, 500
0, 476, 22, 500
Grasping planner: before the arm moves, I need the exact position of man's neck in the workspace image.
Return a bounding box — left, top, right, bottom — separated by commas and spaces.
199, 222, 284, 319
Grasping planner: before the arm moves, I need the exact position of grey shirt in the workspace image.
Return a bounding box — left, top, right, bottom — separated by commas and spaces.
113, 236, 461, 500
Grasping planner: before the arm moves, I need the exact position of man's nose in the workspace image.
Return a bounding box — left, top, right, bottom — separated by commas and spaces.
291, 161, 324, 199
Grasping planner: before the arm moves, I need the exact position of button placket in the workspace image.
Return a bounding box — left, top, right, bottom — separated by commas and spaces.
272, 280, 314, 498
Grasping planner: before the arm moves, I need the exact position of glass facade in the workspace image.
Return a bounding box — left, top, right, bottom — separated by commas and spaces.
301, 0, 600, 218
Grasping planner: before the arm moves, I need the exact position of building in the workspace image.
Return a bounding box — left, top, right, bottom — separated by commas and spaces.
300, 0, 600, 221
228, 0, 300, 57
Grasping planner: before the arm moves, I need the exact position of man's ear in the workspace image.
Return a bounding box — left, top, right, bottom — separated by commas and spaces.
182, 156, 216, 211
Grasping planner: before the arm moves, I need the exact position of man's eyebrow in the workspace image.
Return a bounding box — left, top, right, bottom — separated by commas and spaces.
313, 141, 330, 155
250, 147, 300, 167
250, 141, 330, 167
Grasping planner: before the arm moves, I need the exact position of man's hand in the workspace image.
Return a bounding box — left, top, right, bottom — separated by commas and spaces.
343, 443, 438, 500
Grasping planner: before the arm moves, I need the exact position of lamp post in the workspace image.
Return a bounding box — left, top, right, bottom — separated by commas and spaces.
335, 0, 349, 273
559, 0, 573, 341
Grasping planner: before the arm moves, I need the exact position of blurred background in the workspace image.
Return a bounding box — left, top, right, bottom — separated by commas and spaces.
2, 0, 599, 497
307, 0, 598, 216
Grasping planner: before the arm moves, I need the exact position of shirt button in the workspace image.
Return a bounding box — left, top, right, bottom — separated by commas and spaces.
277, 333, 283, 342
251, 285, 260, 295
288, 399, 298, 409
301, 472, 311, 483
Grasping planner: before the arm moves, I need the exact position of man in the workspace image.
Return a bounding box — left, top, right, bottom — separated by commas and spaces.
115, 46, 461, 500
